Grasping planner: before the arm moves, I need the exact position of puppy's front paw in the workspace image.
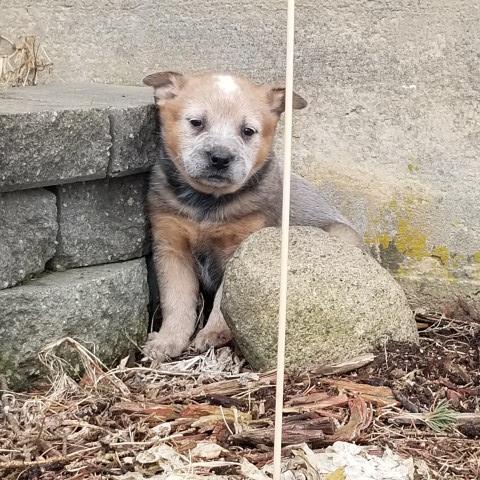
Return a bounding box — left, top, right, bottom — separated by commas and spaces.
143, 332, 189, 363
191, 326, 233, 353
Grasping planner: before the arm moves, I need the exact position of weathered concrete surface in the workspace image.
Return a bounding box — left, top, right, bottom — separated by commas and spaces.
0, 259, 148, 390
109, 105, 160, 176
0, 189, 57, 289
0, 107, 110, 192
51, 175, 148, 269
396, 265, 480, 320
223, 227, 419, 371
2, 1, 479, 309
0, 84, 160, 192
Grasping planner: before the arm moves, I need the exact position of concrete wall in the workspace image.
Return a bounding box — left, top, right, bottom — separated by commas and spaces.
3, 0, 480, 313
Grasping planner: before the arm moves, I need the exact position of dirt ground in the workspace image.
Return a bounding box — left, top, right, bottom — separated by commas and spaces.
0, 309, 479, 479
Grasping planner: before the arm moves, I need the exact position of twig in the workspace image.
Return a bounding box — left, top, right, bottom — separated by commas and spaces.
389, 412, 480, 428
311, 353, 375, 376
0, 446, 100, 471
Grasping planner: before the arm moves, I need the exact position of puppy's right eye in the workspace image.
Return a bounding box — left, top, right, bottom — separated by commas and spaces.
189, 119, 203, 128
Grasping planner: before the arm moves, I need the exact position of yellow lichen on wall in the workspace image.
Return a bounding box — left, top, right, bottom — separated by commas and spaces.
365, 194, 458, 273
471, 253, 480, 281
431, 246, 450, 265
407, 162, 420, 174
364, 232, 391, 250
394, 218, 429, 260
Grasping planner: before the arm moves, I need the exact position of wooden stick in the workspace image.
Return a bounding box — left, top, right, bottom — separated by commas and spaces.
0, 446, 100, 471
273, 0, 296, 477
389, 412, 480, 427
312, 353, 375, 376
232, 418, 334, 448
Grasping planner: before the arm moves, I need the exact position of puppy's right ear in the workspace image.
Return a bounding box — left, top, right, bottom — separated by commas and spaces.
268, 87, 307, 116
142, 71, 185, 106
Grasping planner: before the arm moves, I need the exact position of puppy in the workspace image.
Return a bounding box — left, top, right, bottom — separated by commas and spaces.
142, 71, 361, 362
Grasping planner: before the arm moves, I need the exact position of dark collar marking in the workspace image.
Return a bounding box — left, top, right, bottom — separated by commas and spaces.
160, 154, 272, 220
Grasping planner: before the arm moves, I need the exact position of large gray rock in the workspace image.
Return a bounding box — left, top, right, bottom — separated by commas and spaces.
223, 227, 419, 371
0, 84, 160, 192
50, 175, 148, 269
0, 259, 148, 390
0, 189, 57, 289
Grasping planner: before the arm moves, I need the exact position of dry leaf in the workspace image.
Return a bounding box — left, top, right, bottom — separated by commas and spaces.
191, 441, 227, 460
325, 468, 346, 480
240, 458, 271, 480
135, 444, 184, 466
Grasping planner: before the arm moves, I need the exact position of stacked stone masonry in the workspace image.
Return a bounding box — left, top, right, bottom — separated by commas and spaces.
0, 85, 158, 388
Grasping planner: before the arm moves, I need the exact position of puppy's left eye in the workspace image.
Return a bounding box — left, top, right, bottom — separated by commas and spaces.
190, 119, 203, 128
242, 127, 257, 137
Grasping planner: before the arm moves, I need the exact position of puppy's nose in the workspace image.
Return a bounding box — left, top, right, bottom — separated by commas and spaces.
207, 149, 233, 170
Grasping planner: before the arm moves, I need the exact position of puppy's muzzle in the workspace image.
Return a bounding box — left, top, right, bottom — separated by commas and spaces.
205, 146, 234, 172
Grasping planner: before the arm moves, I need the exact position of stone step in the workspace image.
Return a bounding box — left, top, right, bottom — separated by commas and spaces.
0, 84, 160, 192
0, 258, 148, 390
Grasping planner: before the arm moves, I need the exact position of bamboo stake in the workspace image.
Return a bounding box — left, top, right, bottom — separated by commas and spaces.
272, 0, 296, 477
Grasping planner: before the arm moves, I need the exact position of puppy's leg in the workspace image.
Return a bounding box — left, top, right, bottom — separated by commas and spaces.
191, 281, 233, 352
144, 243, 199, 362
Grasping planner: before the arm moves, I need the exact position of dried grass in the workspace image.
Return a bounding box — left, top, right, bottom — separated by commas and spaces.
0, 312, 479, 479
0, 35, 52, 92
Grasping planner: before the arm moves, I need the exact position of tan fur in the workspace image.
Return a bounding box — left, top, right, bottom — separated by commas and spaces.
191, 281, 232, 351
144, 207, 267, 361
146, 247, 198, 361
150, 211, 267, 267
254, 112, 277, 170
153, 73, 288, 196
142, 71, 362, 362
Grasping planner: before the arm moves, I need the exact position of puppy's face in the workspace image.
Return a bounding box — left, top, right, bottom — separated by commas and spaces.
144, 72, 307, 195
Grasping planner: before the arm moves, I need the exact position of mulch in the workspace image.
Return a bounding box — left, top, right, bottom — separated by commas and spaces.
0, 310, 479, 479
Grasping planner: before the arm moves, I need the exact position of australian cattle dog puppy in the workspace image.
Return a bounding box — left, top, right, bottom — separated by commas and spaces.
142, 71, 361, 361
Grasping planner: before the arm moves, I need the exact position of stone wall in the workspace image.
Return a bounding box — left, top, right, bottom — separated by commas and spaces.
2, 1, 480, 387
3, 0, 479, 315
0, 85, 158, 389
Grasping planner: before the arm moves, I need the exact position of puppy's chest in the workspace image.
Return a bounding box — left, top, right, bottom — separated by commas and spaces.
191, 214, 267, 296
151, 211, 266, 259
151, 211, 266, 297
193, 213, 266, 260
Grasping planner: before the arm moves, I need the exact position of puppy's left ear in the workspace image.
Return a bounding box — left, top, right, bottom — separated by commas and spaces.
143, 71, 185, 106
268, 87, 307, 115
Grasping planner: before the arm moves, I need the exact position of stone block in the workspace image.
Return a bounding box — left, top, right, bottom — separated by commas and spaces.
0, 189, 57, 289
51, 175, 148, 269
0, 108, 110, 192
0, 84, 159, 192
109, 104, 161, 176
0, 259, 149, 389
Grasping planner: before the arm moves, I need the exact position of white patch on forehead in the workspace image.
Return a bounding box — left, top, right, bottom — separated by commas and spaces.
215, 75, 239, 94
